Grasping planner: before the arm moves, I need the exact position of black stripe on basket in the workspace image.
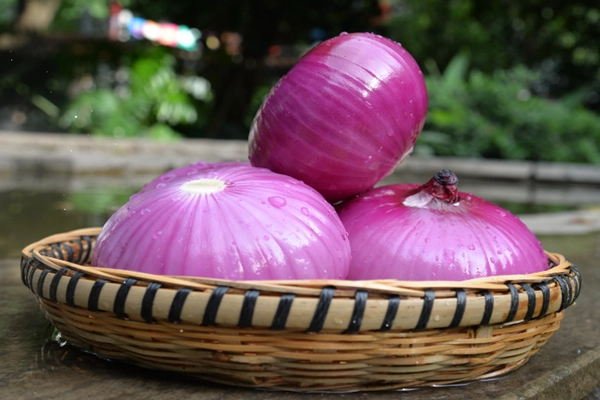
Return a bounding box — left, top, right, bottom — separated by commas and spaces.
66, 272, 85, 307
81, 236, 93, 263
238, 289, 260, 328
202, 286, 230, 326
566, 273, 577, 305
380, 295, 400, 331
88, 280, 108, 311
570, 266, 582, 301
50, 244, 62, 258
554, 274, 571, 312
533, 281, 551, 319
63, 243, 74, 262
49, 267, 69, 302
307, 286, 336, 333
27, 260, 40, 293
480, 290, 494, 326
22, 257, 37, 290
521, 283, 537, 321
415, 290, 435, 330
449, 289, 467, 329
140, 282, 162, 323
270, 293, 295, 330
113, 278, 138, 318
505, 283, 520, 323
168, 288, 192, 323
73, 239, 84, 263
344, 290, 368, 334
36, 269, 50, 298
20, 256, 30, 287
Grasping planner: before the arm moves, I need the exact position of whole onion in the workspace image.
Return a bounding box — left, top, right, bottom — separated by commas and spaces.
92, 163, 351, 280
337, 170, 548, 281
249, 32, 428, 203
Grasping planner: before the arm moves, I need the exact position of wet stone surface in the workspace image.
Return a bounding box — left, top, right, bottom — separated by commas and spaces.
1, 234, 599, 400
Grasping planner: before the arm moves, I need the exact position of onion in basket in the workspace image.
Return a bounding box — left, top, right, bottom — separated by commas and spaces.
337, 170, 548, 280
249, 32, 428, 203
92, 163, 351, 280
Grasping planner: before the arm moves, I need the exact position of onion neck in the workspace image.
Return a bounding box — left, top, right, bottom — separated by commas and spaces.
403, 169, 460, 208
180, 178, 226, 194
426, 169, 459, 204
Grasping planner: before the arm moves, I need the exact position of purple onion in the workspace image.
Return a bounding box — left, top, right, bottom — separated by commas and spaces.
337, 170, 548, 281
249, 32, 428, 202
92, 163, 351, 280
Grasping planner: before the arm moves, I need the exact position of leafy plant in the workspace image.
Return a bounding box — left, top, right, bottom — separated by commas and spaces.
415, 53, 600, 163
59, 47, 212, 139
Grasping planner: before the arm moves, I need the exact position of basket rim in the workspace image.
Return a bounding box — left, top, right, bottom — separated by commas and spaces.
21, 226, 573, 288
20, 228, 582, 333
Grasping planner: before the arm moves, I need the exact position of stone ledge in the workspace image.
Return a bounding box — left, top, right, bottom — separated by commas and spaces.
2, 131, 600, 184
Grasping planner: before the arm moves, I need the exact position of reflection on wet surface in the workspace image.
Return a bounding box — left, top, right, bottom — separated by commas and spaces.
0, 189, 136, 259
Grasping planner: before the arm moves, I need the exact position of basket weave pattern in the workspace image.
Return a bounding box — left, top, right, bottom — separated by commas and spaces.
21, 228, 581, 392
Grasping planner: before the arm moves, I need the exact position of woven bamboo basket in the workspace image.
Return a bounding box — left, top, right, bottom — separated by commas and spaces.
21, 227, 581, 392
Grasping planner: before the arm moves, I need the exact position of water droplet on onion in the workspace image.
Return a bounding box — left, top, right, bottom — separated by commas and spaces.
443, 249, 455, 264
160, 173, 177, 181
153, 231, 163, 239
301, 207, 309, 216
140, 208, 151, 215
268, 196, 287, 207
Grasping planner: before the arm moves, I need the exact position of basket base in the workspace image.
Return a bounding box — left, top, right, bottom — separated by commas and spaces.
41, 296, 563, 392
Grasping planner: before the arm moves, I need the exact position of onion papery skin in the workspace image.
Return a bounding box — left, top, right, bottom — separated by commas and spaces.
92, 164, 351, 280
249, 32, 428, 203
139, 161, 249, 194
337, 175, 548, 281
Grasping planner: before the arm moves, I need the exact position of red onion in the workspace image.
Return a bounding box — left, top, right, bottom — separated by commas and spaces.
337, 170, 548, 281
249, 32, 428, 203
92, 163, 351, 280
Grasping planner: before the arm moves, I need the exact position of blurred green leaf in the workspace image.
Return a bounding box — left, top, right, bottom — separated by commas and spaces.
416, 53, 600, 163
60, 47, 211, 138
69, 189, 135, 216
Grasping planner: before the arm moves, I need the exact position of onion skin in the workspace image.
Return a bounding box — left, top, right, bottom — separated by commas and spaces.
249, 32, 428, 203
92, 164, 351, 280
337, 170, 548, 281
